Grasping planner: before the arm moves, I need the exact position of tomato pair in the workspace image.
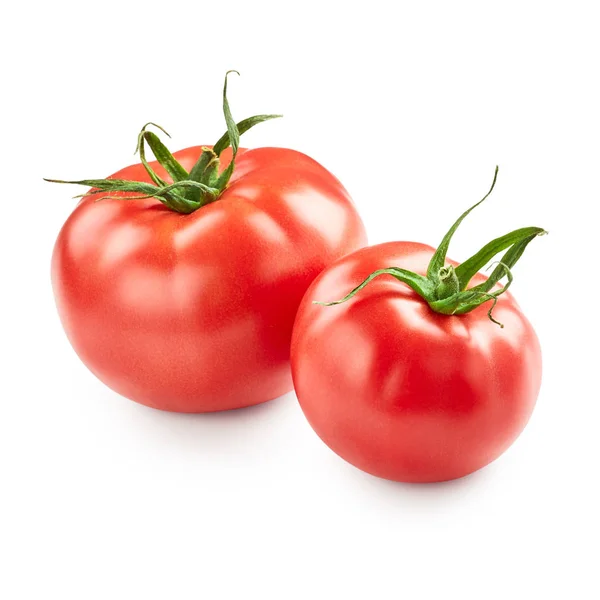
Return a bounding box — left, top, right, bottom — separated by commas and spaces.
50, 73, 543, 482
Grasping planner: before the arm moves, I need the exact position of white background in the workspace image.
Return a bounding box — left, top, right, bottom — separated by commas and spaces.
2, 1, 599, 598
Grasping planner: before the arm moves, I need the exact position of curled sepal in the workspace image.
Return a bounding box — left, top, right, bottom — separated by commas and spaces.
464, 228, 546, 294
139, 128, 189, 183
43, 177, 217, 214
222, 71, 241, 154
134, 123, 171, 187
314, 268, 435, 306
45, 177, 162, 198
455, 226, 545, 291
315, 167, 546, 327
212, 114, 283, 156
210, 70, 242, 193
427, 166, 499, 281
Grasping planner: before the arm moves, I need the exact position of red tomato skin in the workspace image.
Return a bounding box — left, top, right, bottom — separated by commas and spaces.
291, 242, 542, 483
52, 146, 367, 412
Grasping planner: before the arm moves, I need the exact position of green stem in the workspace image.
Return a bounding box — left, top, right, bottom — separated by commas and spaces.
45, 72, 282, 214
315, 167, 547, 327
435, 265, 459, 300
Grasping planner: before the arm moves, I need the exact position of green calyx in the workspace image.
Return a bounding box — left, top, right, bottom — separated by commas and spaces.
315, 167, 547, 327
45, 71, 282, 214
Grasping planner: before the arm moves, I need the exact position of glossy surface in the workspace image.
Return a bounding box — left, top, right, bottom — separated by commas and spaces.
52, 146, 367, 411
291, 242, 542, 482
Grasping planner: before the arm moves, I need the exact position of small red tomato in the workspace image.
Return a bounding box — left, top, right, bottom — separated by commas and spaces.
291, 168, 544, 482
50, 73, 366, 412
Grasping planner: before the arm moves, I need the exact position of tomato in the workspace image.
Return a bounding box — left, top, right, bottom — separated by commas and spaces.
291, 172, 544, 482
52, 143, 366, 412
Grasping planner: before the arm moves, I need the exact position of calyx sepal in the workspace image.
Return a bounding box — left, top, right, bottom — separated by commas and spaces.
45, 71, 282, 214
315, 167, 546, 327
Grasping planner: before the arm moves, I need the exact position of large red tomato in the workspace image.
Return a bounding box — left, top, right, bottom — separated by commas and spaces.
51, 77, 366, 412
291, 171, 544, 482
